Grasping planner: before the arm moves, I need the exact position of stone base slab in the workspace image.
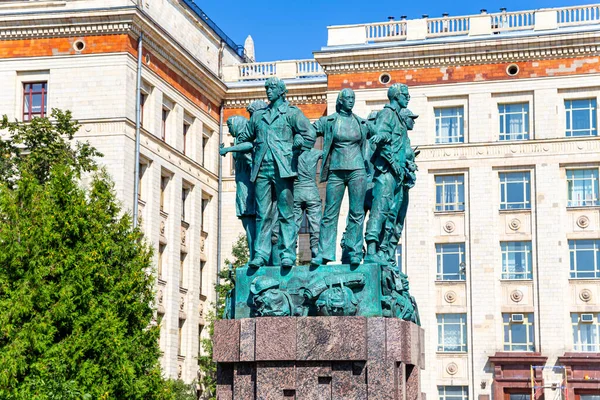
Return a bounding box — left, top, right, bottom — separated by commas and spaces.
213, 316, 425, 399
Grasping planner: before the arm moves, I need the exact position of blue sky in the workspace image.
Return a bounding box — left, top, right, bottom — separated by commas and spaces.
199, 0, 594, 61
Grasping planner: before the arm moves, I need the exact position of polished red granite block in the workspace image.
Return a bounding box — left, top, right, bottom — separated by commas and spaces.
213, 317, 425, 399
255, 317, 297, 361
240, 318, 256, 362
296, 316, 367, 361
256, 361, 296, 399
296, 362, 332, 399
213, 319, 240, 363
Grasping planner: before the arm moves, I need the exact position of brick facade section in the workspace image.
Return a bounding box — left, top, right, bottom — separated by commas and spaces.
224, 102, 326, 121
0, 34, 219, 122
328, 56, 600, 90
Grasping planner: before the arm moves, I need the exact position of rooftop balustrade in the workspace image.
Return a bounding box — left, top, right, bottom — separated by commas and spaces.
327, 4, 600, 45
223, 59, 324, 83
222, 4, 600, 83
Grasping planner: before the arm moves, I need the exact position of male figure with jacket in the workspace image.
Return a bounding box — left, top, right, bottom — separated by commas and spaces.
240, 77, 316, 268
365, 83, 412, 261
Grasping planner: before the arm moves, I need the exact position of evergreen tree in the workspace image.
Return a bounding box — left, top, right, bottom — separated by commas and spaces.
0, 110, 188, 399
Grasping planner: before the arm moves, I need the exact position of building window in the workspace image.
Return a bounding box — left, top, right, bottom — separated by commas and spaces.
160, 176, 169, 212
435, 175, 465, 212
501, 241, 533, 280
202, 135, 210, 167
161, 108, 169, 141
500, 172, 531, 210
438, 386, 468, 400
181, 187, 190, 222
201, 198, 210, 233
395, 244, 402, 271
503, 313, 535, 351
139, 93, 147, 128
23, 82, 47, 121
180, 253, 186, 288
178, 319, 185, 356
158, 244, 165, 280
572, 313, 600, 351
508, 394, 530, 400
569, 239, 600, 279
565, 99, 597, 137
436, 243, 466, 281
437, 314, 467, 352
567, 169, 599, 207
183, 122, 190, 155
137, 163, 145, 200
435, 107, 464, 144
499, 103, 529, 140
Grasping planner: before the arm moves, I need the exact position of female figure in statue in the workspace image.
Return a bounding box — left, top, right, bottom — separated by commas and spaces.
311, 88, 372, 267
220, 115, 256, 258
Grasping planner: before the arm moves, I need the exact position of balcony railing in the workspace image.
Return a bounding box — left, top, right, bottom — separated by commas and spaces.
223, 59, 325, 82
427, 16, 470, 37
326, 4, 600, 46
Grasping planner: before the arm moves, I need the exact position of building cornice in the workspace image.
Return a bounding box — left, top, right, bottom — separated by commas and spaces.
0, 6, 228, 104
224, 82, 327, 109
315, 30, 600, 74
417, 136, 600, 163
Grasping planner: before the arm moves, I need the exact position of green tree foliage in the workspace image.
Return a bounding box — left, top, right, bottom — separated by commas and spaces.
0, 111, 195, 399
0, 109, 101, 188
197, 235, 248, 400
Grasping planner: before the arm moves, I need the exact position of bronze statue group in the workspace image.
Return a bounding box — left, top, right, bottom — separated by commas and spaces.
220, 77, 417, 271
221, 77, 420, 322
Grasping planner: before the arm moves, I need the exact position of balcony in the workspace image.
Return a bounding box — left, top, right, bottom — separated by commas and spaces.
326, 4, 600, 46
222, 59, 325, 83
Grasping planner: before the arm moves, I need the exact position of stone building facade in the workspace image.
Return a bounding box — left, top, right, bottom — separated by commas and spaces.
2, 1, 600, 399
0, 0, 245, 383
221, 6, 600, 400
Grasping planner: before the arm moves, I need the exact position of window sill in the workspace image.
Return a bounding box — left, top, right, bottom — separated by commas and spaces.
160, 210, 169, 218
497, 138, 530, 142
567, 205, 600, 211
500, 278, 533, 282
568, 277, 600, 282
157, 278, 167, 285
435, 280, 467, 284
434, 210, 465, 216
179, 287, 188, 294
181, 220, 190, 229
436, 351, 468, 355
499, 208, 531, 214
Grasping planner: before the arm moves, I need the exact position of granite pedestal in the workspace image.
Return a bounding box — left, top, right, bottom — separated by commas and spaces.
213, 316, 425, 400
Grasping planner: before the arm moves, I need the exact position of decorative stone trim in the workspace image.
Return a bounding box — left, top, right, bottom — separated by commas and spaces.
443, 221, 456, 234
579, 288, 593, 302
510, 290, 524, 303
224, 94, 327, 109
446, 362, 459, 375
577, 215, 590, 229
444, 291, 457, 304
509, 218, 521, 231
318, 35, 600, 74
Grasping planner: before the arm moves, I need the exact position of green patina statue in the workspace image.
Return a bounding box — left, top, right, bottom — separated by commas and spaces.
311, 88, 372, 267
219, 101, 269, 260
365, 83, 412, 263
293, 148, 322, 258
222, 80, 421, 325
220, 116, 256, 258
239, 77, 316, 269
